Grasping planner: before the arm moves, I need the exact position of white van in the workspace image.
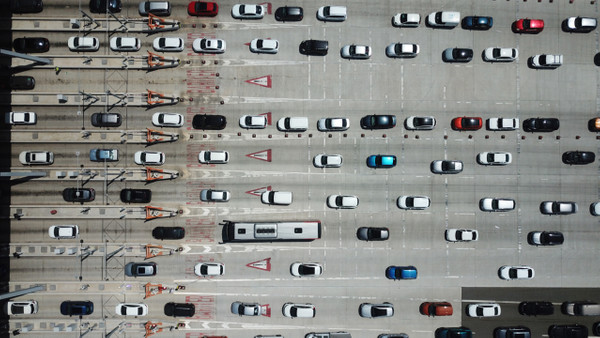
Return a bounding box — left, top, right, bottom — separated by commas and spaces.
317, 6, 347, 22
427, 11, 460, 27
305, 333, 352, 338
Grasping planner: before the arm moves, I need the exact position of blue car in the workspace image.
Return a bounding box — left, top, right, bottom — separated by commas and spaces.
89, 148, 118, 162
367, 155, 397, 168
60, 301, 94, 316
385, 265, 417, 280
462, 16, 493, 30
435, 327, 472, 338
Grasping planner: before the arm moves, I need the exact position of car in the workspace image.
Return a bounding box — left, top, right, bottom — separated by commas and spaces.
275, 6, 303, 21
563, 301, 600, 317
341, 45, 371, 59
9, 76, 35, 90
67, 37, 99, 52
431, 160, 463, 174
591, 202, 600, 216
523, 118, 559, 132
317, 117, 349, 131
420, 302, 453, 316
367, 155, 397, 168
527, 231, 564, 246
299, 39, 328, 56
359, 303, 394, 318
397, 196, 430, 210
134, 151, 165, 165
89, 149, 118, 162
261, 191, 292, 205
120, 189, 151, 203
562, 151, 595, 165
239, 115, 267, 129
231, 4, 263, 19
443, 48, 473, 62
564, 16, 597, 32
518, 301, 554, 316
290, 262, 323, 277
91, 113, 121, 127
282, 303, 315, 318
153, 37, 184, 52
187, 1, 218, 16
110, 37, 141, 52
589, 117, 600, 131
277, 117, 308, 132
194, 262, 224, 276
452, 117, 482, 130
531, 54, 563, 68
152, 112, 184, 127
115, 303, 148, 316
593, 322, 600, 336
467, 303, 501, 317
427, 11, 460, 28
435, 327, 472, 338
139, 1, 170, 16
19, 151, 53, 165
60, 301, 94, 316
6, 112, 37, 125
327, 195, 358, 209
392, 13, 420, 27
357, 227, 389, 241
462, 15, 493, 30
249, 39, 279, 54
317, 6, 346, 22
480, 198, 516, 211
200, 189, 230, 202
63, 188, 95, 202
89, 0, 121, 13
487, 118, 519, 131
445, 229, 478, 242
540, 201, 578, 215
13, 37, 49, 53
548, 325, 588, 338
313, 154, 342, 168
514, 18, 544, 33
361, 115, 396, 129
48, 225, 79, 239
477, 152, 512, 165
198, 150, 229, 164
405, 116, 436, 130
378, 334, 408, 338
192, 38, 226, 54
484, 47, 518, 62
164, 302, 195, 317
494, 326, 531, 338
386, 43, 419, 58
385, 265, 417, 280
231, 302, 262, 316
10, 0, 43, 13
125, 262, 157, 277
5, 300, 38, 315
192, 114, 226, 130
152, 226, 185, 240
498, 265, 535, 280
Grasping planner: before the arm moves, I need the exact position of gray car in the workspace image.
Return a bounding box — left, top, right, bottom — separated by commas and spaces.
124, 262, 157, 277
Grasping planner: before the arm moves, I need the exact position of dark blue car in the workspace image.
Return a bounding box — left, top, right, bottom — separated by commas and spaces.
385, 265, 417, 280
60, 301, 94, 316
463, 16, 493, 30
367, 155, 397, 168
435, 327, 472, 338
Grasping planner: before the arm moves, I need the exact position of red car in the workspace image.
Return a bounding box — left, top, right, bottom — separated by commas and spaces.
452, 117, 482, 131
420, 302, 453, 316
188, 1, 218, 16
514, 18, 544, 33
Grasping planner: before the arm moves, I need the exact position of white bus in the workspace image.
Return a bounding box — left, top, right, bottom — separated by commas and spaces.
221, 220, 321, 242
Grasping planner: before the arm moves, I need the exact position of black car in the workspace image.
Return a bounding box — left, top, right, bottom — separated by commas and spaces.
527, 231, 564, 246
164, 302, 195, 317
493, 326, 531, 338
9, 76, 35, 90
192, 114, 226, 130
91, 113, 122, 127
60, 301, 94, 316
120, 189, 152, 203
356, 227, 389, 241
89, 0, 121, 13
518, 301, 554, 316
274, 6, 303, 21
13, 37, 49, 53
548, 324, 588, 338
63, 188, 95, 203
299, 39, 328, 56
523, 118, 559, 132
152, 226, 185, 240
593, 322, 600, 336
10, 0, 43, 13
360, 114, 397, 130
462, 16, 493, 30
443, 48, 473, 62
562, 151, 595, 165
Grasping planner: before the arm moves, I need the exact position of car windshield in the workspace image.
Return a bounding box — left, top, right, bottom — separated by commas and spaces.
372, 307, 388, 316
368, 229, 384, 239
298, 265, 316, 275
10, 304, 24, 314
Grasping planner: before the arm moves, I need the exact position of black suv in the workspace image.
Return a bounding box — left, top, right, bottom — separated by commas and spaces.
91, 113, 122, 127
120, 189, 152, 203
89, 0, 121, 13
63, 188, 95, 203
299, 40, 328, 56
562, 151, 595, 165
518, 301, 554, 316
164, 302, 195, 317
523, 118, 559, 132
13, 37, 49, 53
10, 0, 43, 13
152, 227, 185, 240
192, 114, 226, 130
9, 76, 35, 90
60, 301, 94, 316
274, 6, 303, 21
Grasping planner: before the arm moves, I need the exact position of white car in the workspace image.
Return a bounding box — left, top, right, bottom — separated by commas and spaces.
479, 198, 516, 211
392, 13, 420, 27
487, 118, 519, 131
5, 300, 38, 315
317, 117, 349, 131
327, 194, 359, 209
261, 191, 293, 205
231, 302, 262, 316
477, 152, 512, 165
540, 201, 577, 215
153, 37, 184, 52
359, 303, 394, 318
68, 37, 99, 52
134, 151, 165, 165
531, 54, 563, 68
341, 45, 371, 59
115, 303, 148, 316
316, 5, 346, 22
467, 303, 501, 317
483, 47, 518, 62
427, 11, 460, 28
565, 16, 597, 32
386, 43, 419, 58
397, 196, 430, 210
194, 262, 224, 276
239, 115, 267, 129
277, 117, 308, 132
405, 116, 436, 130
282, 303, 315, 318
192, 38, 226, 54
290, 262, 323, 277
5, 112, 36, 125
200, 189, 230, 202
313, 154, 342, 168
48, 225, 79, 239
590, 202, 600, 216
198, 150, 229, 164
445, 229, 478, 242
498, 265, 535, 280
231, 4, 263, 19
431, 160, 463, 174
110, 37, 141, 52
19, 151, 53, 165
152, 113, 183, 127
249, 39, 279, 54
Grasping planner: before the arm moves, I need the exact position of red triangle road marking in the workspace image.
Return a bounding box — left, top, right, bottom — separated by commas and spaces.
246, 75, 272, 88
245, 186, 271, 196
246, 149, 272, 162
246, 257, 271, 271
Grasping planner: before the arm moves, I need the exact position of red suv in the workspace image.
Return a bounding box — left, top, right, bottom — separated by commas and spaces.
452, 117, 482, 131
188, 1, 218, 16
514, 18, 544, 33
420, 302, 453, 316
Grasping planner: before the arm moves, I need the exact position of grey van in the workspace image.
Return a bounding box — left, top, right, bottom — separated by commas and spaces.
305, 333, 352, 338
562, 301, 600, 316
138, 1, 170, 16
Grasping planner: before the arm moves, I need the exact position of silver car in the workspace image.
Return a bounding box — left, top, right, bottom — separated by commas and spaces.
540, 201, 577, 215
405, 116, 436, 130
110, 37, 141, 52
397, 196, 430, 210
19, 151, 53, 165
483, 47, 518, 62
249, 39, 279, 54
313, 154, 342, 168
317, 117, 349, 131
200, 189, 230, 202
341, 45, 371, 59
386, 43, 419, 58
445, 229, 478, 242
431, 160, 463, 174
192, 38, 226, 54
231, 4, 263, 19
327, 194, 359, 209
231, 301, 262, 316
480, 198, 516, 211
152, 37, 184, 52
